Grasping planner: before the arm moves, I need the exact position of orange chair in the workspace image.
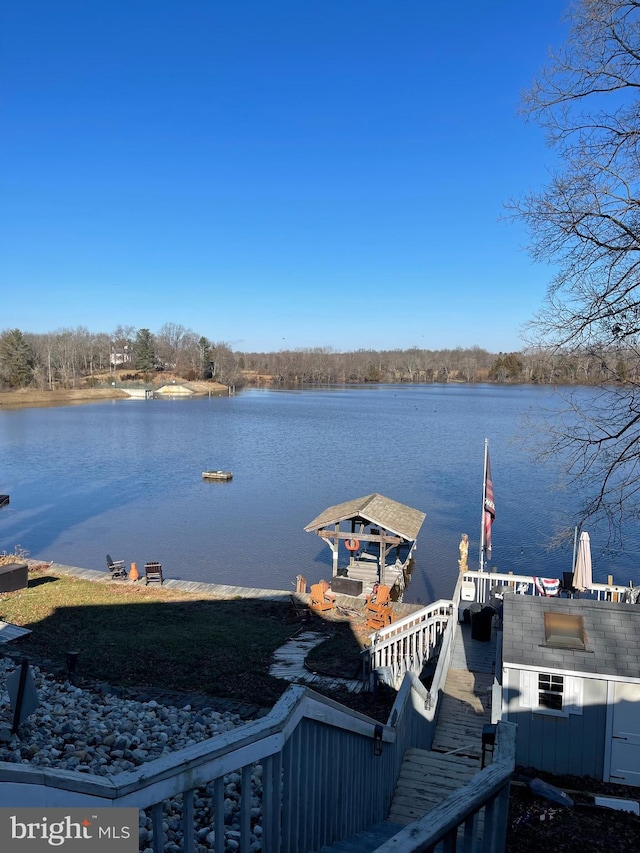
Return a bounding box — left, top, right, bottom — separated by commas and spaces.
309, 581, 336, 612
365, 584, 391, 614
366, 606, 394, 631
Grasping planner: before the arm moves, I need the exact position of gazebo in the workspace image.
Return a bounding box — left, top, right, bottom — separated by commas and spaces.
304, 493, 426, 596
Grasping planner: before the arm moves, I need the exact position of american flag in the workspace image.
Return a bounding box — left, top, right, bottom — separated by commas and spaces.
483, 448, 496, 559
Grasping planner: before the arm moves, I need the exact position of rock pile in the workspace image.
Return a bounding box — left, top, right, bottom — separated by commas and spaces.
0, 659, 263, 852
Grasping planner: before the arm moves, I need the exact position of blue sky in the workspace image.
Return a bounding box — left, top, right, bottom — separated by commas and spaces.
1, 1, 569, 353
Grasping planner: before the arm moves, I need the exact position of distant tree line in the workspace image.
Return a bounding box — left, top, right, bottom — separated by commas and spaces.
240, 344, 636, 386
1, 325, 637, 391
0, 324, 242, 390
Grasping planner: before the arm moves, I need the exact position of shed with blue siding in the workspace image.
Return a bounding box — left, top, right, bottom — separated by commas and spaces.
498, 593, 640, 786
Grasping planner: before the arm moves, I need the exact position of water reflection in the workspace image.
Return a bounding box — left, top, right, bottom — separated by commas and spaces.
1, 385, 638, 604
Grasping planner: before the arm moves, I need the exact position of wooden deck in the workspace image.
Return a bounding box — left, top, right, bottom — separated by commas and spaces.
431, 618, 496, 760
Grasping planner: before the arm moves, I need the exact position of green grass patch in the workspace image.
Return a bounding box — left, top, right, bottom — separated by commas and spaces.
0, 571, 298, 708
305, 623, 365, 679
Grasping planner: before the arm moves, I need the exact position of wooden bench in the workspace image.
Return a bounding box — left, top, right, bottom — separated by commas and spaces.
144, 562, 163, 585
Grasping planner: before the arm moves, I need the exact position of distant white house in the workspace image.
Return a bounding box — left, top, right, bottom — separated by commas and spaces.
498, 593, 640, 786
109, 345, 132, 366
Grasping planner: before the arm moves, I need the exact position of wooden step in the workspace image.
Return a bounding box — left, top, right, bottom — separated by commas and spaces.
387, 748, 479, 826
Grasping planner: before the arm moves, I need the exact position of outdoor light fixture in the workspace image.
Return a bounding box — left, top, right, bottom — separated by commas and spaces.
373, 724, 383, 756
66, 651, 80, 683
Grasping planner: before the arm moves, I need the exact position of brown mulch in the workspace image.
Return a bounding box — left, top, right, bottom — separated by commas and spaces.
507, 769, 640, 852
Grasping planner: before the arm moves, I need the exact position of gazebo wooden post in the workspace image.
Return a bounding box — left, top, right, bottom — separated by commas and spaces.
333, 523, 340, 577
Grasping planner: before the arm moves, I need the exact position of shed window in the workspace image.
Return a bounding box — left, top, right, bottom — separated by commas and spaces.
538, 673, 564, 711
518, 670, 583, 716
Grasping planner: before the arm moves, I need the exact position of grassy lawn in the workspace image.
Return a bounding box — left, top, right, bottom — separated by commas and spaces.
0, 566, 399, 719
0, 568, 301, 708
305, 623, 366, 679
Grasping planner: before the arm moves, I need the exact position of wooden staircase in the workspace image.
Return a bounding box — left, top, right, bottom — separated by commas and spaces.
388, 747, 480, 824
314, 749, 480, 851
317, 620, 498, 851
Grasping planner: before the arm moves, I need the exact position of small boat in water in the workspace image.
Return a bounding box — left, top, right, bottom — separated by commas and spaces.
202, 470, 233, 481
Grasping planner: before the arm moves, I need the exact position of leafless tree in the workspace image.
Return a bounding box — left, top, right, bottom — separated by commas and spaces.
513, 0, 640, 534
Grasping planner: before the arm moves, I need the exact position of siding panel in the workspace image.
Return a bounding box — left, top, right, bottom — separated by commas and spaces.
504, 667, 608, 779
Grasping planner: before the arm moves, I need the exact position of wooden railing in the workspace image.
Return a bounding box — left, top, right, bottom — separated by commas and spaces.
0, 677, 435, 853
369, 600, 453, 689
461, 569, 630, 605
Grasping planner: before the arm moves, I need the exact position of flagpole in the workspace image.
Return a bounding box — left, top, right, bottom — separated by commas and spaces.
480, 438, 488, 572
571, 525, 579, 574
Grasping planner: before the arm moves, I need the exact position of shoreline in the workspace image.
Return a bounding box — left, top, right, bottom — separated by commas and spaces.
45, 561, 424, 618
0, 383, 229, 410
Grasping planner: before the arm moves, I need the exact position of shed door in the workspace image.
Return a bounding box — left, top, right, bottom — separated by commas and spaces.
609, 682, 640, 787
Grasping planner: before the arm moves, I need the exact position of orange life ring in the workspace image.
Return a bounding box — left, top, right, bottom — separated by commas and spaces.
345, 538, 360, 551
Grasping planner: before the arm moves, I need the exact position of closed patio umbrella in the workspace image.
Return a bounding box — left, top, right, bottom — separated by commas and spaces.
572, 531, 593, 592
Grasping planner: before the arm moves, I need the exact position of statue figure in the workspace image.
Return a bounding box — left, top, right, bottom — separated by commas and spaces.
458, 533, 469, 572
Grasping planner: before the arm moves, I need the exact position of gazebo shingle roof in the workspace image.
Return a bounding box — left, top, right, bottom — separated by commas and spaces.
304, 493, 426, 542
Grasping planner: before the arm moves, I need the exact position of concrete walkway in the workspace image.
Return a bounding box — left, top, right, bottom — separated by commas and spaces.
269, 630, 365, 694
0, 620, 31, 644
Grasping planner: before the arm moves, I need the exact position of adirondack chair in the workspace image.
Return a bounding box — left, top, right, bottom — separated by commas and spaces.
106, 554, 127, 580
366, 607, 394, 631
144, 561, 164, 585
364, 584, 391, 614
309, 581, 336, 612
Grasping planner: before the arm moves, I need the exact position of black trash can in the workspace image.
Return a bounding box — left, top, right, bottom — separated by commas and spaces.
467, 602, 481, 632
471, 605, 493, 642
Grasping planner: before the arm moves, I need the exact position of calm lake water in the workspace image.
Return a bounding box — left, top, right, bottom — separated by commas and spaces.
1, 384, 638, 603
